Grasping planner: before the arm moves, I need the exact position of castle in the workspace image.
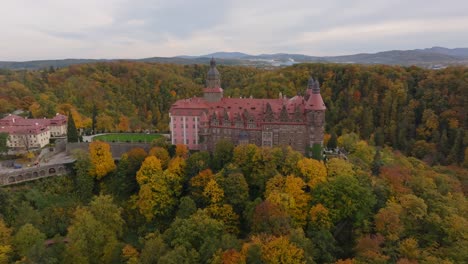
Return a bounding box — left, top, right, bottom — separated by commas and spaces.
169, 59, 326, 155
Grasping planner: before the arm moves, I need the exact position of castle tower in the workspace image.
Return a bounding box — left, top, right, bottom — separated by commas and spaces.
204, 58, 223, 102
304, 77, 326, 154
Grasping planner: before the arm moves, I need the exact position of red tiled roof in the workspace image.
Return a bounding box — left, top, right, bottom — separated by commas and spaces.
0, 113, 66, 135
0, 124, 48, 135
170, 94, 322, 121
305, 94, 326, 110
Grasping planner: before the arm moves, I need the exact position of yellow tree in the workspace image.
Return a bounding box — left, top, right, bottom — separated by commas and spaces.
265, 175, 310, 228
135, 157, 183, 221
258, 236, 306, 264
327, 158, 354, 177
167, 157, 186, 179
89, 141, 116, 179
297, 157, 327, 188
203, 179, 224, 204
149, 147, 170, 169
206, 204, 240, 234
0, 219, 12, 264
96, 113, 114, 132
136, 156, 162, 185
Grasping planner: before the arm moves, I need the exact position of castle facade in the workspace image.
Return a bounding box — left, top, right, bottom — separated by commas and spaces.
169, 59, 326, 154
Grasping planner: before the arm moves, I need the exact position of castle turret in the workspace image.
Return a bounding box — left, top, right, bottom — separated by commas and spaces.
304, 76, 326, 155
204, 58, 223, 102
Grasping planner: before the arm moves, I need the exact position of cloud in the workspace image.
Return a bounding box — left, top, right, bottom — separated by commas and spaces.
0, 0, 467, 60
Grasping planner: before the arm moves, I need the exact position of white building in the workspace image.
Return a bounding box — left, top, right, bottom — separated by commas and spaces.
0, 113, 67, 150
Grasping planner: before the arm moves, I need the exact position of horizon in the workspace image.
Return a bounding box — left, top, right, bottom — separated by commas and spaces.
1, 0, 467, 61
2, 46, 468, 62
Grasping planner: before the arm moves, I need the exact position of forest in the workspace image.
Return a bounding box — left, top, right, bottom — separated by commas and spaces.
0, 62, 466, 165
0, 62, 467, 263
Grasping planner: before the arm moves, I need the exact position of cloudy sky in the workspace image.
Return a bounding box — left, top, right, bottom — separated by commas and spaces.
1, 0, 467, 61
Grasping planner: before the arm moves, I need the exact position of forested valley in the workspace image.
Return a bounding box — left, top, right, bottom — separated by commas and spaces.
0, 62, 467, 263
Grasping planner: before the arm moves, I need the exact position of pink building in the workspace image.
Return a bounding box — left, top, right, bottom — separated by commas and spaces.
169, 59, 326, 154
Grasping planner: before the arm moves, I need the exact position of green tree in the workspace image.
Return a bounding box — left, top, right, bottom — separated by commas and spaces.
72, 150, 95, 202
0, 133, 8, 154
327, 132, 338, 149
139, 233, 168, 264
219, 172, 249, 213
163, 210, 225, 263
176, 196, 197, 219
186, 151, 211, 177
13, 223, 46, 259
67, 111, 79, 142
212, 139, 234, 171
66, 195, 123, 264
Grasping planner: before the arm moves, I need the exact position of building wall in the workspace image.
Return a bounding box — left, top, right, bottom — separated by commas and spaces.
49, 125, 67, 137
171, 114, 200, 150
7, 130, 50, 149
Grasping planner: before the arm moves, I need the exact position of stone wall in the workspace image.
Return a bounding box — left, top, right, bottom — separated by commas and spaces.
66, 142, 152, 159
0, 163, 70, 186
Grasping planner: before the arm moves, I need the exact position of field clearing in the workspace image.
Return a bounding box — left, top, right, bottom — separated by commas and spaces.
92, 133, 163, 142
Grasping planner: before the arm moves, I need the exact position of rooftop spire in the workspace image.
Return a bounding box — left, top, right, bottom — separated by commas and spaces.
206, 57, 221, 88
210, 57, 216, 67
307, 76, 321, 94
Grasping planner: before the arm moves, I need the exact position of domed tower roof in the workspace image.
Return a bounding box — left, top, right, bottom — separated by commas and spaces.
206, 57, 221, 88
305, 76, 326, 111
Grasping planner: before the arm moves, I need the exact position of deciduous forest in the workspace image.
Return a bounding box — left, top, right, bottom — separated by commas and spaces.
0, 62, 466, 263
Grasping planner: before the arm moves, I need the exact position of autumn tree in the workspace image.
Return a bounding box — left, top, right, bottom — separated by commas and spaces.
297, 157, 327, 188
190, 169, 215, 206
327, 158, 355, 178
254, 236, 306, 264
175, 144, 189, 158
149, 146, 170, 169
126, 147, 148, 175
0, 218, 12, 264
252, 201, 291, 236
135, 156, 183, 221
265, 175, 311, 227
89, 141, 116, 179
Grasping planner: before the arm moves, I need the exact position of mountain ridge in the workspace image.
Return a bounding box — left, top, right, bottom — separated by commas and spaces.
1, 47, 467, 70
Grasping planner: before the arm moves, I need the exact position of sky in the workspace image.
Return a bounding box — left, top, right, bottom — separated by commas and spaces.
1, 0, 467, 61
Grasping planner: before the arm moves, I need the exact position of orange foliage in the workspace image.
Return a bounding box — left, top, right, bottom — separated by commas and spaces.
175, 144, 189, 158
380, 166, 411, 194
222, 249, 245, 264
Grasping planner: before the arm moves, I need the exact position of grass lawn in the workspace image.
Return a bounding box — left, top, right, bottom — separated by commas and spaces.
93, 133, 163, 142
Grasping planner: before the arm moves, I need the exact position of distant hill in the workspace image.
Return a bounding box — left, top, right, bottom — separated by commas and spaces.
419, 46, 468, 58
1, 47, 467, 70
